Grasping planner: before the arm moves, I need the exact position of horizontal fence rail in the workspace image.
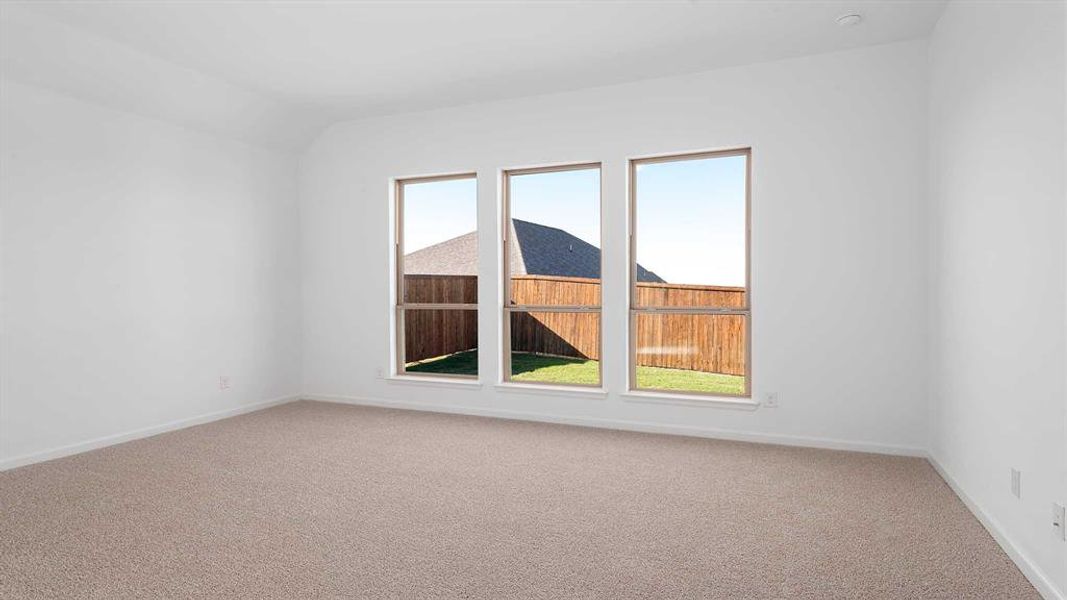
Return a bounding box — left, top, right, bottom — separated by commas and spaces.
403, 274, 745, 375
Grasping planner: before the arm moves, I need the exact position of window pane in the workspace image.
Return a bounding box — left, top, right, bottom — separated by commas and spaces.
634, 154, 747, 308
508, 168, 600, 306
634, 312, 746, 395
402, 177, 477, 304
401, 309, 478, 377
509, 310, 599, 385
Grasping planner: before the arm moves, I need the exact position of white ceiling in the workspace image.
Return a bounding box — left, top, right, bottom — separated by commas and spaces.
2, 1, 947, 150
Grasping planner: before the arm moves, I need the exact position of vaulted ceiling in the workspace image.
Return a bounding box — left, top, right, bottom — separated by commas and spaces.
1, 1, 947, 151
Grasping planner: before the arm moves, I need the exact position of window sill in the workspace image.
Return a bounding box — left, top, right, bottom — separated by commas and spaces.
494, 383, 607, 399
621, 391, 759, 410
386, 375, 482, 390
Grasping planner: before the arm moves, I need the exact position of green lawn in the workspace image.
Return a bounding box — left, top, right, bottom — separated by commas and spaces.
406, 349, 480, 376
406, 350, 744, 395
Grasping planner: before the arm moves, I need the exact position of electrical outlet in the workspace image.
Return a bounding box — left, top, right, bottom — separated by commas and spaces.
376, 368, 385, 379
761, 392, 779, 408
1010, 468, 1021, 498
1053, 503, 1065, 541
218, 375, 231, 391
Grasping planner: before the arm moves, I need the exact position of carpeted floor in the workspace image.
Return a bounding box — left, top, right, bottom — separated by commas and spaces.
0, 400, 1037, 599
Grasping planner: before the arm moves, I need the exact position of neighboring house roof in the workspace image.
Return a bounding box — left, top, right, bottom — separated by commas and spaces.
403, 229, 479, 276
404, 219, 665, 283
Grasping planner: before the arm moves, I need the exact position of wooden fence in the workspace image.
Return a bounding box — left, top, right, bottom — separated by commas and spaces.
403, 274, 746, 375
404, 274, 478, 304
402, 308, 478, 366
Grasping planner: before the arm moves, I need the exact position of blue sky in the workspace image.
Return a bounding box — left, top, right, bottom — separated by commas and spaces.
402, 177, 478, 253
509, 168, 600, 245
402, 155, 746, 287
635, 155, 746, 286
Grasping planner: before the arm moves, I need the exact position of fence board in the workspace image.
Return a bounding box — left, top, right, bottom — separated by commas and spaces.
403, 308, 478, 364
510, 311, 599, 359
404, 274, 478, 304
633, 312, 746, 375
511, 275, 599, 306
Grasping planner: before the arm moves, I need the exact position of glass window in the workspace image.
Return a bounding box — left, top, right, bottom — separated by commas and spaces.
630, 150, 750, 396
396, 174, 478, 378
503, 164, 601, 387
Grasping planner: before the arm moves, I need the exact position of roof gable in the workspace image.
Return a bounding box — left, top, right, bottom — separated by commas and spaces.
404, 219, 664, 283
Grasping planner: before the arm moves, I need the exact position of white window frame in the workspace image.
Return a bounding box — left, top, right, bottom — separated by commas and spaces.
501, 162, 604, 388
394, 172, 479, 380
628, 148, 752, 398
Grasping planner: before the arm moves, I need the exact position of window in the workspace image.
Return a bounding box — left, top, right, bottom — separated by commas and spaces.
502, 164, 601, 387
629, 149, 750, 396
395, 173, 478, 378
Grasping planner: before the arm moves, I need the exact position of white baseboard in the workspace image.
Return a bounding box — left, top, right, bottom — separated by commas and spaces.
303, 393, 926, 457
0, 395, 301, 472
927, 456, 1064, 600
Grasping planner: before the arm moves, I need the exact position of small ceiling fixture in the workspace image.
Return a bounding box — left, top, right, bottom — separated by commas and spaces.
836, 13, 863, 27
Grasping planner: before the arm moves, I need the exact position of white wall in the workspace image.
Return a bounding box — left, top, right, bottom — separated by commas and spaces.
928, 1, 1066, 597
300, 40, 930, 454
0, 80, 302, 467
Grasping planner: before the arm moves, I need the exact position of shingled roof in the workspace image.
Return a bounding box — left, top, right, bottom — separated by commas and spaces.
404, 219, 664, 282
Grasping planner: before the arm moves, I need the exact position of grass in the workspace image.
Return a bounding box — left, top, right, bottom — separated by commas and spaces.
406, 350, 745, 395
510, 352, 600, 385
405, 349, 479, 376
633, 364, 745, 395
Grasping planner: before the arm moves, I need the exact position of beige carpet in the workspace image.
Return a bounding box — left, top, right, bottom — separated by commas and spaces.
0, 400, 1037, 599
